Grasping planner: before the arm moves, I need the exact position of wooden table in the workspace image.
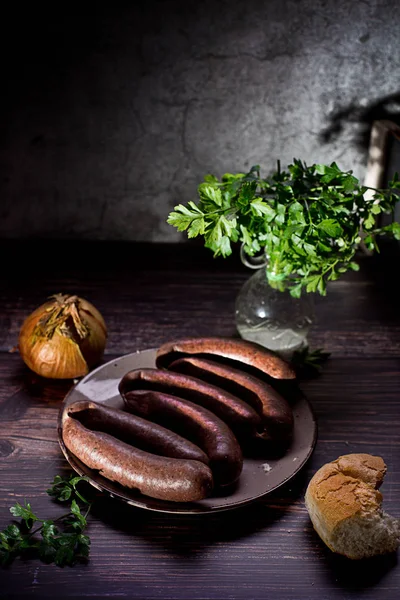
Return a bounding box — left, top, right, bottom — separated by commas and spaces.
1, 240, 399, 600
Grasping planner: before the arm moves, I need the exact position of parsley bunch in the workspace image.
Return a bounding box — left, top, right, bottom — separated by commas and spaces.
168, 160, 400, 297
0, 475, 91, 567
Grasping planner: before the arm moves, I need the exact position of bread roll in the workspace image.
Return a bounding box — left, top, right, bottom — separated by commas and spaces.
305, 453, 400, 559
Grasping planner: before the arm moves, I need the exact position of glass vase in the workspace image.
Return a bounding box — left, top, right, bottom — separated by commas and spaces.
235, 257, 314, 357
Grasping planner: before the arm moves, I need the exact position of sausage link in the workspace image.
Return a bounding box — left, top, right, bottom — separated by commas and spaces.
62, 413, 213, 502
119, 368, 263, 441
66, 400, 209, 465
123, 389, 243, 486
156, 337, 296, 381
168, 357, 294, 442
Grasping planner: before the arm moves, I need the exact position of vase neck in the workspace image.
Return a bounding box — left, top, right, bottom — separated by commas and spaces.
240, 244, 267, 270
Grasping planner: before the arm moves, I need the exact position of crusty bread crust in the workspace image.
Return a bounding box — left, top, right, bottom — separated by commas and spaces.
305, 454, 398, 558
334, 454, 386, 488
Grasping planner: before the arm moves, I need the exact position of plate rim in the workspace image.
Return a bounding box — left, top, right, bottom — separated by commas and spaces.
58, 349, 318, 514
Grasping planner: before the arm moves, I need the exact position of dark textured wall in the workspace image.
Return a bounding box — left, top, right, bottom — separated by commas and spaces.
1, 0, 399, 240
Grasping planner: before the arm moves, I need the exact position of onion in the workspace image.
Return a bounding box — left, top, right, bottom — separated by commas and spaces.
19, 294, 107, 379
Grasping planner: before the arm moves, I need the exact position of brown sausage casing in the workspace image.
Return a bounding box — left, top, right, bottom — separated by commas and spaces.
123, 389, 243, 486
62, 409, 213, 502
119, 368, 263, 441
168, 357, 294, 442
66, 400, 210, 465
155, 337, 296, 381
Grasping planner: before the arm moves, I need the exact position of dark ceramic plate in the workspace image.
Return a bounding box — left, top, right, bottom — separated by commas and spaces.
58, 349, 317, 514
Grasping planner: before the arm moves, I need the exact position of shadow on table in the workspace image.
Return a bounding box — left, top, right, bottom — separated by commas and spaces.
8, 362, 74, 402
361, 247, 400, 318
304, 522, 398, 591
90, 468, 309, 558
328, 552, 398, 591
311, 243, 400, 358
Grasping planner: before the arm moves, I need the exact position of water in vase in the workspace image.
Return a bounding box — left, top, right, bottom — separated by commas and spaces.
235, 268, 314, 356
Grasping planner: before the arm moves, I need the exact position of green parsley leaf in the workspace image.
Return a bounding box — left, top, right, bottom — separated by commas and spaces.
220, 215, 235, 237
41, 521, 58, 540
240, 224, 253, 251
371, 203, 381, 215
319, 162, 342, 183
275, 203, 286, 224
251, 198, 276, 220
167, 160, 400, 296
317, 219, 343, 237
9, 501, 38, 529
364, 213, 376, 229
388, 172, 400, 189
291, 347, 331, 378
203, 174, 219, 184
221, 172, 245, 183
220, 236, 232, 257
389, 222, 400, 240
289, 283, 303, 298
198, 183, 222, 207
348, 262, 360, 271
38, 540, 57, 564
0, 473, 94, 568
167, 208, 195, 232
342, 175, 358, 193
237, 181, 257, 208
305, 275, 320, 293
47, 474, 89, 504
187, 217, 205, 238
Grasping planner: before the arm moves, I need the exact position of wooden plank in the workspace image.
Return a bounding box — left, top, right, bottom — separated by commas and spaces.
1, 242, 400, 358
0, 242, 399, 599
0, 353, 399, 599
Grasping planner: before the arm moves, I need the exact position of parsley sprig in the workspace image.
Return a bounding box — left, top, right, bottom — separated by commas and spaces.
0, 475, 92, 567
168, 160, 400, 297
291, 347, 331, 378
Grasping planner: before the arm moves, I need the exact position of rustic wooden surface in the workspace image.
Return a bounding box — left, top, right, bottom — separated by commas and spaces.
0, 240, 399, 600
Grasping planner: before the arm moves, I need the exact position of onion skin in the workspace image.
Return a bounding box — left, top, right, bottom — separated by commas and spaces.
18, 295, 107, 379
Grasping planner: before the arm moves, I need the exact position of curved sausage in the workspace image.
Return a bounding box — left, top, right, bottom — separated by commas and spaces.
66, 400, 210, 465
168, 357, 294, 442
123, 389, 243, 486
119, 368, 263, 441
155, 337, 296, 381
62, 413, 213, 502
